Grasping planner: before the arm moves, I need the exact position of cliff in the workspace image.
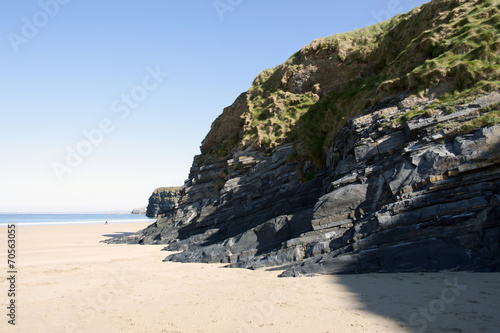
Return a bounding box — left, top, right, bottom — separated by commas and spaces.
145, 187, 181, 218
131, 207, 147, 215
107, 0, 500, 276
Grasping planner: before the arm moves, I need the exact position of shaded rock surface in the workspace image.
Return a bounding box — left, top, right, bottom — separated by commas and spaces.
145, 187, 181, 218
106, 92, 500, 276
105, 0, 500, 276
280, 93, 500, 276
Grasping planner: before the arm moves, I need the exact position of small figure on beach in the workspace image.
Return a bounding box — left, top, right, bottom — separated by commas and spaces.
105, 220, 108, 225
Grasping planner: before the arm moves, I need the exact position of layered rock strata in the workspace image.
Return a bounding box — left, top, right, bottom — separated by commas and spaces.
106, 0, 500, 275
107, 93, 500, 276
145, 187, 181, 218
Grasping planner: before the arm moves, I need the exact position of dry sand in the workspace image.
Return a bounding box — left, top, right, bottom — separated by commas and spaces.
0, 222, 498, 333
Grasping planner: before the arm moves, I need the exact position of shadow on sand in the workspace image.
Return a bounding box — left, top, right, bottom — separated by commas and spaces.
101, 232, 136, 239
335, 272, 500, 333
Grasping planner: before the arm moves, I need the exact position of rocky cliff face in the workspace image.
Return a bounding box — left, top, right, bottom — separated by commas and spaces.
107, 0, 500, 276
145, 187, 181, 218
131, 207, 147, 215
280, 92, 500, 276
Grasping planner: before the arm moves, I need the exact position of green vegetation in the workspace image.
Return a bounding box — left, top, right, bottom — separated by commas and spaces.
207, 0, 500, 165
438, 101, 500, 134
213, 133, 240, 158
150, 187, 181, 203
300, 171, 317, 183
461, 108, 500, 129
242, 90, 318, 148
396, 81, 500, 124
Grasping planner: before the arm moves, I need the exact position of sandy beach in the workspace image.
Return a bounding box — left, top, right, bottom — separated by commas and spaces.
0, 222, 498, 333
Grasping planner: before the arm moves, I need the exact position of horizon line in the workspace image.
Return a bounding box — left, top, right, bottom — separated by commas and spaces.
0, 211, 137, 215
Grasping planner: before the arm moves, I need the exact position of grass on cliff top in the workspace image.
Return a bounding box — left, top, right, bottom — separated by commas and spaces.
151, 187, 182, 197
242, 91, 319, 148
241, 22, 392, 157
211, 0, 500, 166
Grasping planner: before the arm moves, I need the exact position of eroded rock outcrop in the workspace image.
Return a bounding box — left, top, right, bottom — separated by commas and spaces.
145, 187, 181, 218
280, 92, 500, 276
107, 92, 500, 275
131, 207, 147, 215
106, 0, 500, 276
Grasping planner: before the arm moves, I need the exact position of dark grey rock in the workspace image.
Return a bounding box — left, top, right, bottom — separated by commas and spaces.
145, 187, 182, 218
105, 91, 500, 277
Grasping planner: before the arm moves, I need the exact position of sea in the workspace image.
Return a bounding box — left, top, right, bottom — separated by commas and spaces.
0, 213, 156, 227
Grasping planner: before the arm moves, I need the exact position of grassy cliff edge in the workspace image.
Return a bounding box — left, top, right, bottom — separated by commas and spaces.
201, 0, 500, 166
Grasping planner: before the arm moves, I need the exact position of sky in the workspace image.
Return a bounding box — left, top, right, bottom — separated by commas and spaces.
0, 0, 428, 213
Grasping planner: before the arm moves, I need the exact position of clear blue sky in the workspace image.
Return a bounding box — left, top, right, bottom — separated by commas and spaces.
0, 0, 427, 213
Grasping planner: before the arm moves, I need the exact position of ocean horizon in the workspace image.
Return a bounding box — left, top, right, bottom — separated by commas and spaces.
0, 213, 156, 227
